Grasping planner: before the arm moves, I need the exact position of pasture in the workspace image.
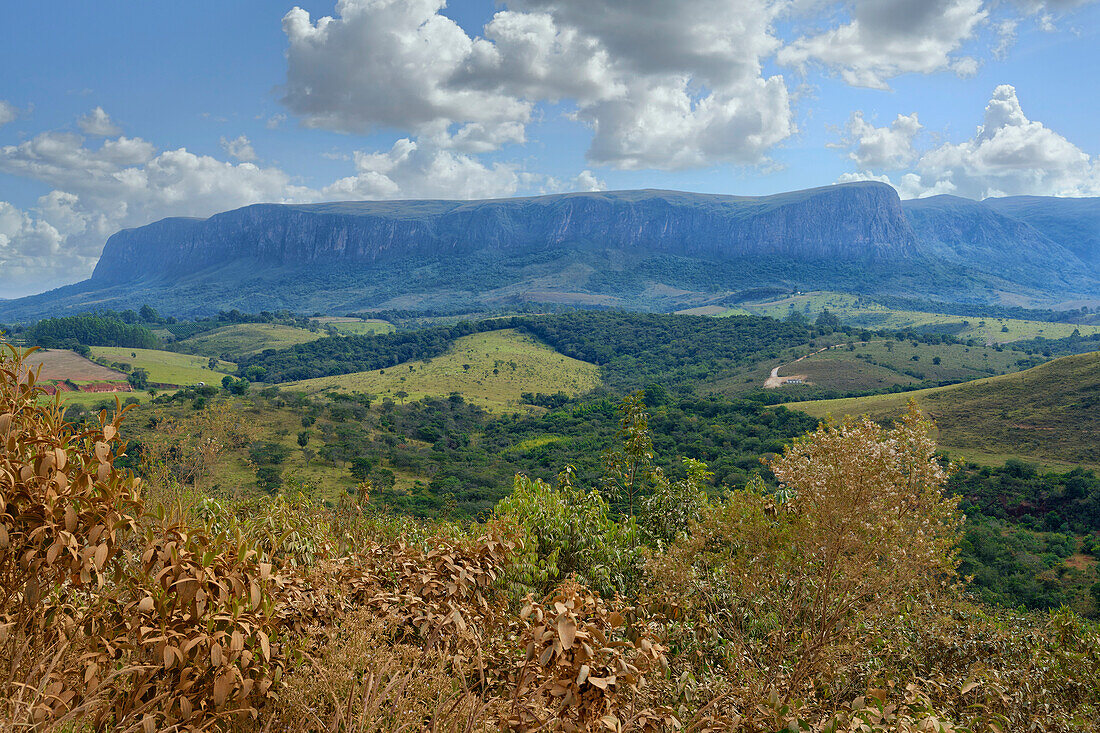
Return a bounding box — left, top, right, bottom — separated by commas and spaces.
281, 329, 601, 412
177, 323, 323, 358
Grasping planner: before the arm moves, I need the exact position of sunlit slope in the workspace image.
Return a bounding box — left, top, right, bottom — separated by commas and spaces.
281, 329, 600, 412
88, 347, 235, 386
177, 323, 323, 358
787, 351, 1100, 467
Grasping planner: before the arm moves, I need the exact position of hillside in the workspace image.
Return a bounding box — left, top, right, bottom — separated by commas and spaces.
87, 347, 235, 386
3, 182, 1098, 319
788, 351, 1100, 467
282, 329, 600, 412
176, 322, 323, 359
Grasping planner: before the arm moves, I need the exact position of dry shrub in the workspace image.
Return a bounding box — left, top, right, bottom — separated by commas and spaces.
0, 344, 142, 724
505, 582, 673, 732
271, 610, 496, 733
647, 403, 964, 725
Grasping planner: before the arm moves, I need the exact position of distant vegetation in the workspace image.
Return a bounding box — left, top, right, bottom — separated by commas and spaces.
25, 314, 159, 349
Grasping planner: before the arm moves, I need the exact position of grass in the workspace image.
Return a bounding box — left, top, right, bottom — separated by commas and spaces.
763, 339, 1041, 394
177, 323, 324, 358
785, 350, 1100, 468
281, 329, 601, 412
311, 317, 395, 336
741, 291, 1100, 344
88, 347, 235, 387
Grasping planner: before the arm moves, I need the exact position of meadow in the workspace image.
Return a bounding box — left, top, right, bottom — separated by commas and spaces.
310, 316, 395, 335
787, 350, 1100, 468
88, 346, 235, 386
176, 322, 323, 358
281, 329, 601, 412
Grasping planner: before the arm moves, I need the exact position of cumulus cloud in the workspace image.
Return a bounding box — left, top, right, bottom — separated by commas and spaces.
282, 0, 532, 141
779, 0, 987, 89
835, 111, 922, 169
220, 134, 257, 162
77, 106, 122, 136
838, 86, 1100, 198
281, 0, 795, 170
0, 101, 18, 127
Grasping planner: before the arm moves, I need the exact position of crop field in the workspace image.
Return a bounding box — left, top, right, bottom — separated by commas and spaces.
21, 348, 128, 382
741, 291, 1100, 344
786, 350, 1100, 468
88, 347, 235, 387
282, 329, 601, 412
311, 317, 395, 336
176, 323, 324, 358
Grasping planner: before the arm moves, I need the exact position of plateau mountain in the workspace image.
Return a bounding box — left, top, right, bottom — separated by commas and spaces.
2, 182, 1097, 319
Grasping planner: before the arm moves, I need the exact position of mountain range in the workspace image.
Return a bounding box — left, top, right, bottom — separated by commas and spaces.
2, 182, 1097, 320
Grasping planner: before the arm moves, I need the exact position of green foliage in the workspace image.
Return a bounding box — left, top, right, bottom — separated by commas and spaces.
495, 469, 640, 598
26, 314, 160, 348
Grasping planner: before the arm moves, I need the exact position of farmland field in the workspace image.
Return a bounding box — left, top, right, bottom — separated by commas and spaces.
88, 347, 235, 386
176, 323, 323, 358
21, 348, 128, 382
282, 329, 601, 412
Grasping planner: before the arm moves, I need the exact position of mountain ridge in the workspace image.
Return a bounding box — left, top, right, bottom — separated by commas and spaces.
4, 182, 1098, 320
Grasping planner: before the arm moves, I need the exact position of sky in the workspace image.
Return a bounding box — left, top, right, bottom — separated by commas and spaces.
0, 0, 1098, 297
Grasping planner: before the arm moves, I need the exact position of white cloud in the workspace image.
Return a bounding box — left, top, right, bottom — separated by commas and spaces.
280, 0, 795, 170
837, 85, 1100, 198
282, 0, 532, 141
321, 138, 526, 201
77, 106, 122, 136
836, 111, 922, 169
220, 134, 257, 162
0, 101, 18, 127
779, 0, 988, 89
265, 113, 287, 129
573, 170, 606, 192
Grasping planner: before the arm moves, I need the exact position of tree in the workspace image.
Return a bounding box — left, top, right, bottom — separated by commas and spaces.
297, 430, 311, 448
127, 368, 149, 390
139, 304, 159, 322
601, 392, 662, 519
395, 389, 409, 404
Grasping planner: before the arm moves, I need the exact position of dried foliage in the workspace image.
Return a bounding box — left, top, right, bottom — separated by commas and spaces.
506, 582, 673, 732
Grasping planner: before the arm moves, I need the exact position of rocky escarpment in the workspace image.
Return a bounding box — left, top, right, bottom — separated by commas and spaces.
90, 182, 919, 283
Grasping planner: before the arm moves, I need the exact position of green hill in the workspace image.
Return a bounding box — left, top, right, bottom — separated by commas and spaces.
88, 347, 235, 387
176, 323, 323, 359
787, 351, 1100, 467
281, 329, 600, 412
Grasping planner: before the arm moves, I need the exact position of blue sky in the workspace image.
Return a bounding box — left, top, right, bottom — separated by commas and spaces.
0, 0, 1098, 296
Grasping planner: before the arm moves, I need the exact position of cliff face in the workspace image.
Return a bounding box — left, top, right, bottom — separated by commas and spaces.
90, 182, 918, 282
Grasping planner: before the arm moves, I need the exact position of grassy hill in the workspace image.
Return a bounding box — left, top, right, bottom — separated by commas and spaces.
310, 317, 395, 336
281, 329, 600, 412
88, 347, 235, 387
761, 339, 1041, 394
740, 291, 1100, 343
177, 323, 323, 359
787, 351, 1100, 467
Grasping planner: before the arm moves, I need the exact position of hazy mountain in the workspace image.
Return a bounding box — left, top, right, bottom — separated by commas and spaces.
2, 182, 1097, 320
